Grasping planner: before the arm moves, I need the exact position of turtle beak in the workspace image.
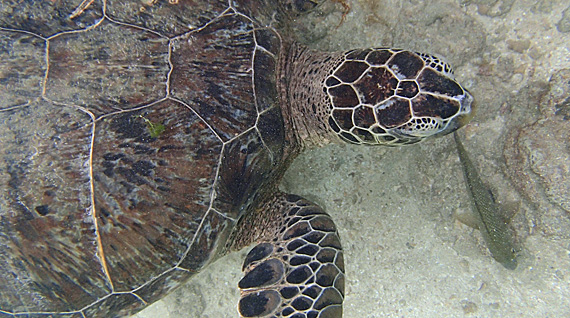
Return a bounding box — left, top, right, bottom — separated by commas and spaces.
456, 89, 476, 127
436, 89, 476, 137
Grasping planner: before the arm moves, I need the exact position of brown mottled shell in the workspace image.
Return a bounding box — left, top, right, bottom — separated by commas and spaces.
0, 0, 286, 316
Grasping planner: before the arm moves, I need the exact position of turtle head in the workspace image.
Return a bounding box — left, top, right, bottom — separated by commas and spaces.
325, 48, 474, 146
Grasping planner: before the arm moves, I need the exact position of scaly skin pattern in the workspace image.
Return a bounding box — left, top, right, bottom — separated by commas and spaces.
282, 45, 473, 149
236, 193, 344, 317
325, 48, 473, 145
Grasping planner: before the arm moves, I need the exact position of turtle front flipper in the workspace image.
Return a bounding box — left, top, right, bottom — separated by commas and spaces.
236, 193, 345, 317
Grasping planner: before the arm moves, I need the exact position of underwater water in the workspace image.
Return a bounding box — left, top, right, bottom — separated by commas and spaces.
137, 0, 570, 317
0, 0, 567, 317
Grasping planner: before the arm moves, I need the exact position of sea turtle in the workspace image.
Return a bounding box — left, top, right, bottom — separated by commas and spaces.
0, 0, 474, 317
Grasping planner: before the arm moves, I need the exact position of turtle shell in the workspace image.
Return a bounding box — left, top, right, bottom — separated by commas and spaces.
0, 1, 288, 316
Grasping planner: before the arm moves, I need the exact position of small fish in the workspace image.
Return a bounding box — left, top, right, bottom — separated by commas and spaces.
454, 132, 517, 270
